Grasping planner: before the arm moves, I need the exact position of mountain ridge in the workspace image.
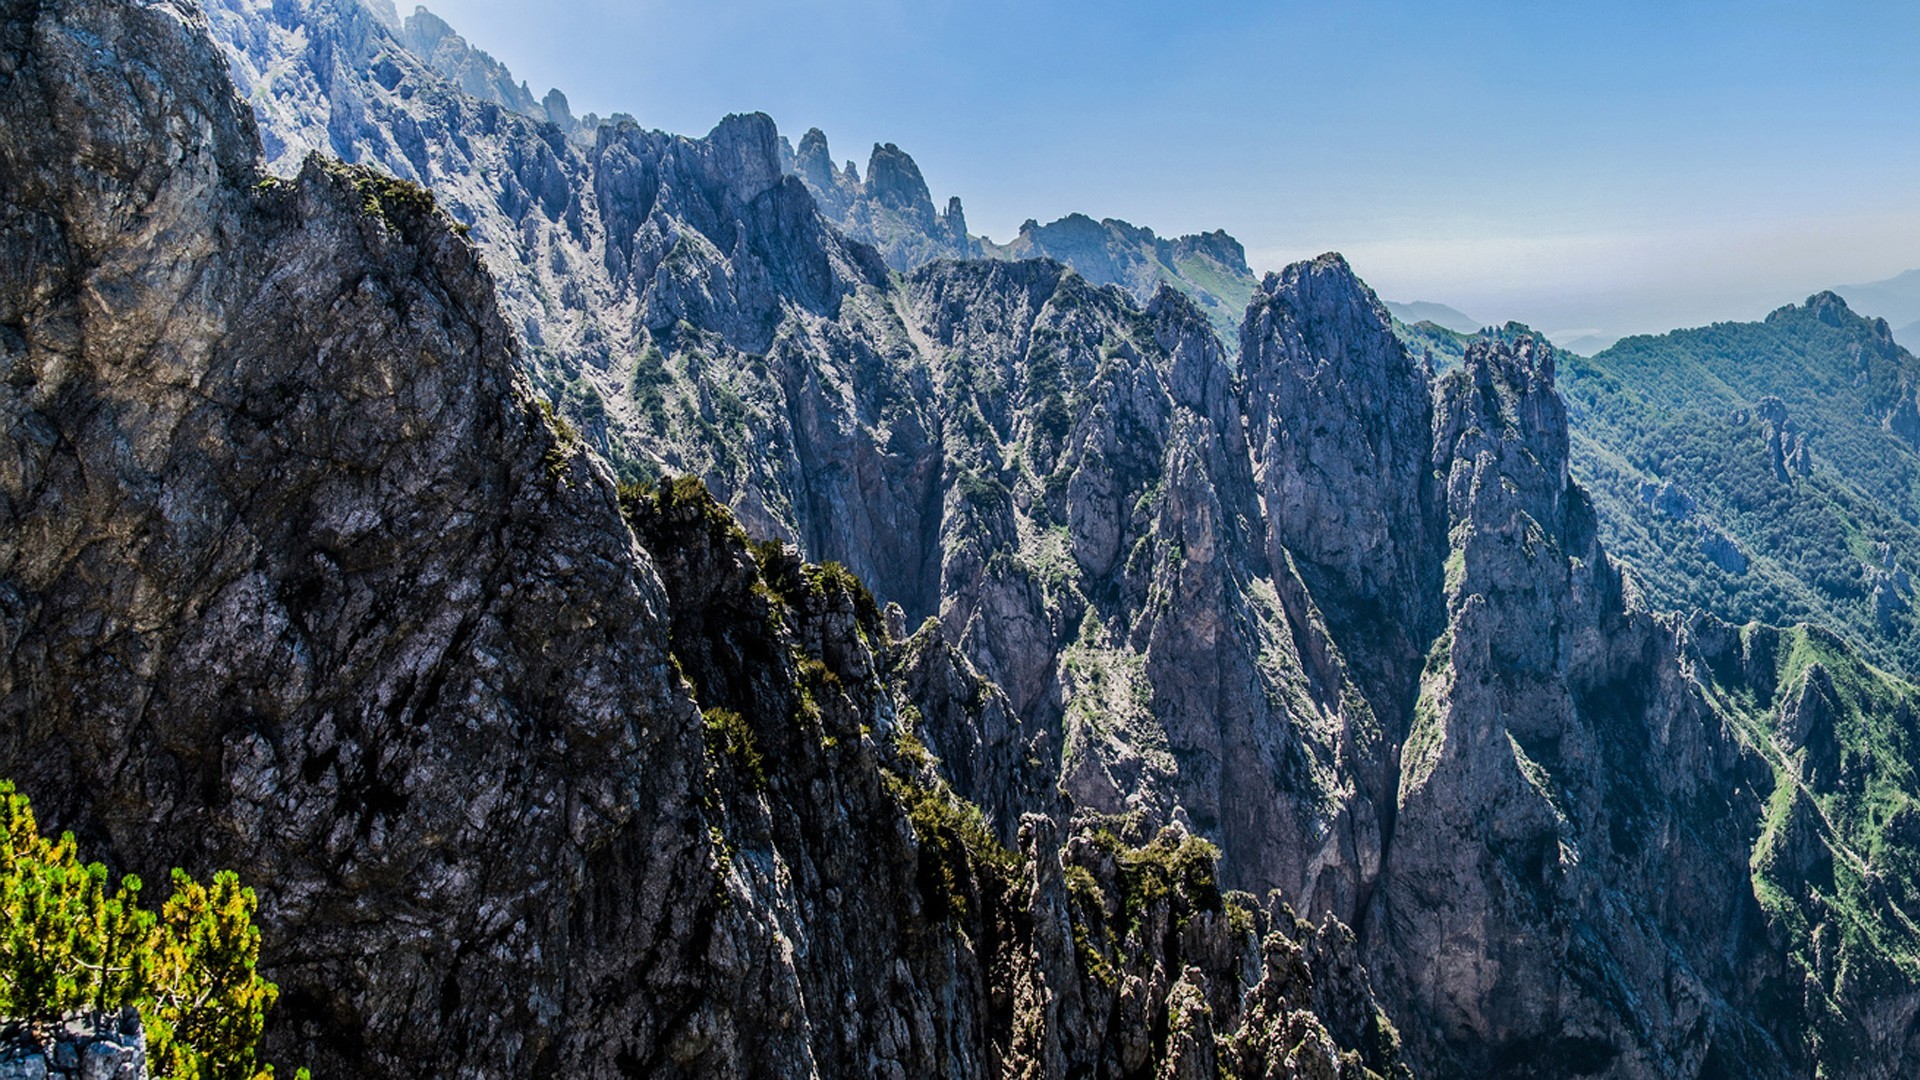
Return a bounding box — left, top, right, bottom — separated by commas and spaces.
0, 2, 1404, 1075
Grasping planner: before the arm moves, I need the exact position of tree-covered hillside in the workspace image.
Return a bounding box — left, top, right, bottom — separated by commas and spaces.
1556, 293, 1920, 674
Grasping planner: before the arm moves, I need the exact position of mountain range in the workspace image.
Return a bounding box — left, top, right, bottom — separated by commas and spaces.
4, 1, 1920, 1078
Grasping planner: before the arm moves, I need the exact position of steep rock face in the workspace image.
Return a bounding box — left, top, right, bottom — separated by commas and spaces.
894, 261, 1388, 920
788, 126, 1258, 342
1240, 257, 1445, 756
204, 0, 896, 483
0, 1, 1408, 1077
1, 0, 697, 1071
1370, 337, 1920, 1078
396, 4, 562, 126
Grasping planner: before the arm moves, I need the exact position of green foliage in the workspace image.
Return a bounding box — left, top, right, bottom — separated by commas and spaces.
1694, 626, 1920, 1060
630, 346, 672, 433
1551, 298, 1920, 675
802, 561, 883, 630
702, 708, 766, 791
536, 397, 582, 480
1059, 862, 1113, 985
353, 173, 436, 220
1222, 890, 1259, 938
616, 474, 750, 548
955, 469, 1009, 510
147, 871, 281, 1080
0, 782, 293, 1079
891, 718, 936, 772
883, 772, 1016, 922
1083, 822, 1224, 933
1022, 344, 1073, 458
0, 803, 153, 1017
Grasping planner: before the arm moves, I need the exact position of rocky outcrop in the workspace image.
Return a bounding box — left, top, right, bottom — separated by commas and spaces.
788, 130, 979, 271
1753, 396, 1814, 481
0, 1012, 146, 1080
2, 0, 695, 1069
1241, 256, 1444, 727
396, 5, 553, 125
1370, 336, 1920, 1077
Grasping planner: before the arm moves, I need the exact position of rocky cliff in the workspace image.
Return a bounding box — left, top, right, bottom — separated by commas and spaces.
0, 0, 1402, 1076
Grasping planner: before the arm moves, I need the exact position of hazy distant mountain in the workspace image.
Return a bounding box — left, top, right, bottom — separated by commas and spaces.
990, 213, 1258, 342
1550, 330, 1618, 355
1383, 299, 1482, 334
1837, 268, 1920, 347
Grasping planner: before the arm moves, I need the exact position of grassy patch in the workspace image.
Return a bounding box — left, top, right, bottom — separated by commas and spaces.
702, 708, 765, 790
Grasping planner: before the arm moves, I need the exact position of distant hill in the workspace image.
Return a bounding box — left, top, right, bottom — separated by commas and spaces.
1550, 330, 1617, 356
1837, 268, 1920, 330
989, 214, 1258, 343
1898, 319, 1920, 352
1558, 292, 1920, 674
1394, 294, 1920, 675
1383, 299, 1482, 334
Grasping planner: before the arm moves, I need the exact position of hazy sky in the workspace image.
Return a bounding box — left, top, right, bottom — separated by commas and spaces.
415, 0, 1920, 343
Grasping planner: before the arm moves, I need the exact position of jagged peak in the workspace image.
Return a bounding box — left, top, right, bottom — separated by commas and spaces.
1248, 253, 1401, 359
943, 194, 967, 234
541, 87, 572, 127
707, 110, 779, 142
1460, 332, 1557, 392
1172, 228, 1249, 273
405, 4, 456, 43
704, 111, 784, 199
863, 141, 933, 212
1146, 280, 1201, 319
1260, 251, 1360, 295
1146, 279, 1218, 335
791, 127, 836, 187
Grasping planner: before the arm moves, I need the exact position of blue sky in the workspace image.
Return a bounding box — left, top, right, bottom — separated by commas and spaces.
415, 0, 1920, 343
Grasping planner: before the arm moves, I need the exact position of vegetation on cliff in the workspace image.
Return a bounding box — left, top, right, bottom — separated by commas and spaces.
0, 782, 295, 1080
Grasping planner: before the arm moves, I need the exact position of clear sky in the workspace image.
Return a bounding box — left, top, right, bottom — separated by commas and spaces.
413, 0, 1920, 344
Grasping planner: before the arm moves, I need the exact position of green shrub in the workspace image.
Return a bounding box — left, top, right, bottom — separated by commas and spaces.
1084, 824, 1223, 932
631, 346, 672, 433
703, 708, 766, 790
0, 781, 300, 1079
883, 773, 1015, 921
802, 562, 883, 628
